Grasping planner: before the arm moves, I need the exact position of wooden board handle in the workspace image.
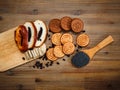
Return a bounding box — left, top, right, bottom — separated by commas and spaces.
95, 35, 114, 51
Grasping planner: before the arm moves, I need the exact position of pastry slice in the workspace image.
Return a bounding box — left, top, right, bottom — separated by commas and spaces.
34, 20, 47, 47
24, 22, 37, 49
14, 25, 28, 52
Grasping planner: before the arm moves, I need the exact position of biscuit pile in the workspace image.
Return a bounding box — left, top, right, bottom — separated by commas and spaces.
46, 16, 90, 61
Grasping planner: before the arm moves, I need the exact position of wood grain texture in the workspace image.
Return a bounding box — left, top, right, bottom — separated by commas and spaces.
0, 0, 120, 90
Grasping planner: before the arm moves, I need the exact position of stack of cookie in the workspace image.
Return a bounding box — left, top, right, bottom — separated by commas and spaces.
46, 16, 90, 61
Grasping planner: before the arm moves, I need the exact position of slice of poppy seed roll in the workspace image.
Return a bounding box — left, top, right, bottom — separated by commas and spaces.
24, 22, 37, 49
33, 20, 47, 47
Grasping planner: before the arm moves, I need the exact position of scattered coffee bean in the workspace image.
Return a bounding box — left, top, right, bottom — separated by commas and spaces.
50, 61, 53, 66
76, 49, 79, 52
49, 38, 51, 40
56, 62, 60, 65
66, 55, 70, 57
78, 46, 82, 48
40, 67, 42, 69
81, 30, 85, 33
49, 46, 52, 48
35, 61, 41, 68
33, 65, 35, 68
22, 57, 25, 60
42, 66, 45, 68
35, 78, 41, 82
74, 44, 77, 47
52, 44, 55, 47
63, 58, 66, 61
45, 63, 49, 67
48, 34, 50, 37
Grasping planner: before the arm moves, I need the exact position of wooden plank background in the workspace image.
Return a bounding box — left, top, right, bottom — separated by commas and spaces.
0, 0, 120, 90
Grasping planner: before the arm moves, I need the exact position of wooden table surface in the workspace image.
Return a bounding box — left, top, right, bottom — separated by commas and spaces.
0, 0, 120, 90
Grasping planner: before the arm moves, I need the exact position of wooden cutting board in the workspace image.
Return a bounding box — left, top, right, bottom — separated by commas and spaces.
0, 27, 35, 72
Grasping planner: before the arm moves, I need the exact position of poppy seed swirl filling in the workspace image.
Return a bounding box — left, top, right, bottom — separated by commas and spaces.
28, 27, 32, 42
38, 27, 43, 41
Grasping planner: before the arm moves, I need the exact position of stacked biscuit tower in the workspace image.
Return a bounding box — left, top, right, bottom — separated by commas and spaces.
15, 20, 47, 60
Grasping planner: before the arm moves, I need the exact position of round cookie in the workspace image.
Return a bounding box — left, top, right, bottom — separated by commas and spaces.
61, 16, 72, 31
49, 19, 62, 33
63, 42, 75, 55
71, 18, 84, 33
61, 33, 73, 44
51, 33, 62, 45
53, 45, 65, 58
76, 33, 89, 47
46, 48, 58, 61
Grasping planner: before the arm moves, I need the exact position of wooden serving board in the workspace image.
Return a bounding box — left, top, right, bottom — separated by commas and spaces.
0, 27, 35, 72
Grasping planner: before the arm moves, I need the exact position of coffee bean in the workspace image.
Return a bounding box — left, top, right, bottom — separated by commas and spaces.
48, 34, 50, 37
22, 57, 25, 60
56, 62, 60, 65
49, 38, 51, 40
76, 49, 79, 52
33, 66, 35, 68
66, 55, 70, 57
74, 44, 77, 47
78, 46, 82, 48
50, 61, 53, 66
81, 30, 85, 33
35, 61, 41, 68
63, 58, 66, 61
